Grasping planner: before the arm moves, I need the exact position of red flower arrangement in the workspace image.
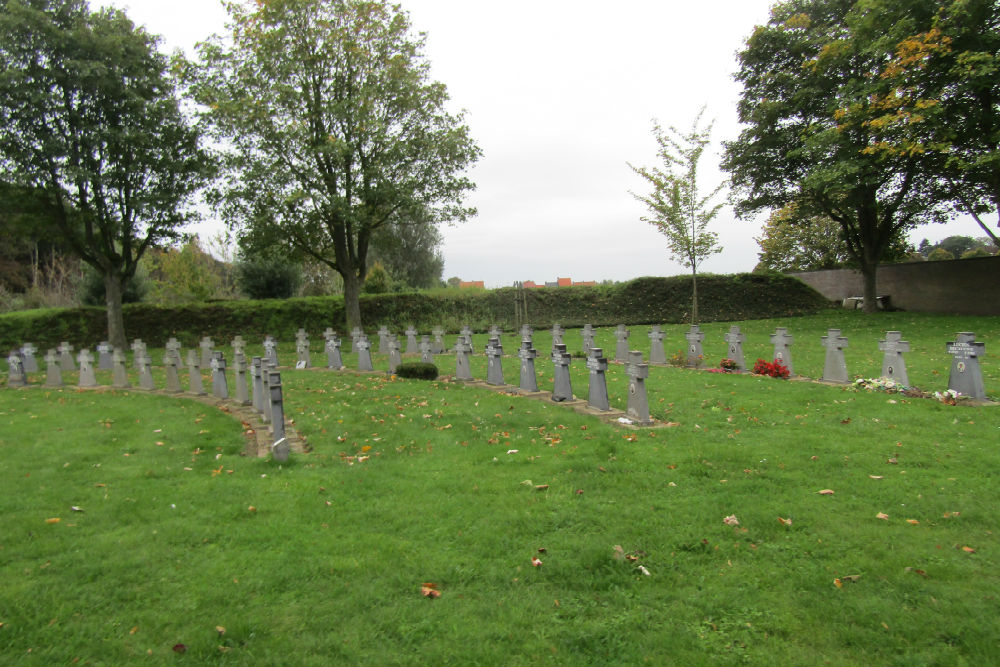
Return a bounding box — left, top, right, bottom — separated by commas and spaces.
752, 358, 790, 379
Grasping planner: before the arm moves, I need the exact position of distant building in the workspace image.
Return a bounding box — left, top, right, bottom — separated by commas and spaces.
459, 280, 485, 289
516, 277, 594, 288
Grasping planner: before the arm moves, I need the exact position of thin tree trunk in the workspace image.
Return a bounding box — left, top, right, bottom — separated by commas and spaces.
342, 269, 363, 331
860, 260, 879, 314
691, 267, 699, 325
104, 273, 128, 349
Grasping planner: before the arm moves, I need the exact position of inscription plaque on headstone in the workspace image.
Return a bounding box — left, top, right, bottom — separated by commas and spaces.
947, 332, 986, 399
112, 348, 129, 389
684, 325, 704, 368
586, 348, 610, 411
770, 327, 795, 376
518, 340, 539, 393
551, 343, 574, 402
821, 329, 850, 383
878, 331, 910, 385
724, 326, 747, 372
77, 349, 97, 388
614, 325, 630, 362
44, 349, 62, 387
625, 350, 652, 425
648, 325, 667, 365
485, 337, 505, 386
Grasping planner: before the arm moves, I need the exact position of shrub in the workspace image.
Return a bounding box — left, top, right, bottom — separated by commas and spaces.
395, 362, 438, 380
235, 257, 301, 299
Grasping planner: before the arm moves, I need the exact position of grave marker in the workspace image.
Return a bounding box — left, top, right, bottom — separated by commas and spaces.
947, 332, 986, 399
625, 350, 652, 425
325, 332, 343, 369
377, 325, 390, 354
131, 339, 146, 370
387, 336, 402, 375
551, 323, 564, 346
260, 359, 273, 422
251, 357, 264, 413
6, 351, 26, 387
211, 351, 229, 399
724, 326, 747, 372
263, 336, 279, 367
878, 331, 910, 386
518, 340, 539, 393
405, 327, 418, 355
454, 336, 473, 381
96, 342, 113, 371
821, 329, 850, 383
268, 371, 286, 443
460, 326, 475, 353
295, 329, 311, 369
351, 327, 363, 354
20, 343, 38, 373
200, 336, 215, 367
58, 341, 76, 371
586, 348, 610, 411
486, 337, 505, 386
648, 326, 667, 365
44, 349, 62, 387
356, 335, 374, 372
419, 335, 434, 364
165, 338, 183, 369
431, 327, 446, 354
137, 352, 155, 390
614, 325, 630, 362
231, 335, 246, 360
77, 349, 97, 387
770, 327, 795, 376
112, 348, 129, 388
489, 325, 503, 340
163, 350, 182, 393
551, 343, 574, 402
684, 326, 705, 367
233, 352, 250, 405
581, 324, 595, 355
187, 350, 205, 395
520, 324, 533, 344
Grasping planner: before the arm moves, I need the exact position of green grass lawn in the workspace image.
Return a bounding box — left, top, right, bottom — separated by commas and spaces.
1, 311, 998, 666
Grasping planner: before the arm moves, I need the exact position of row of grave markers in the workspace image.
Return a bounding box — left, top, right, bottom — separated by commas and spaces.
6, 324, 989, 404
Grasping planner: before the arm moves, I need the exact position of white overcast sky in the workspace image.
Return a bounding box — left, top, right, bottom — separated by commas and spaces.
104, 0, 976, 287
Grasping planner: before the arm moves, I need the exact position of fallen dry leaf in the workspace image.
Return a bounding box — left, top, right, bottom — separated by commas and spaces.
906, 519, 920, 525
841, 574, 861, 583
637, 565, 651, 576
818, 489, 835, 495
961, 546, 976, 554
778, 517, 792, 526
876, 512, 889, 520
869, 475, 884, 480
45, 517, 60, 524
834, 578, 843, 588
420, 583, 441, 599
534, 484, 549, 491
905, 567, 928, 577
216, 626, 226, 635
172, 644, 187, 654
531, 556, 542, 567
723, 514, 740, 526
613, 545, 625, 561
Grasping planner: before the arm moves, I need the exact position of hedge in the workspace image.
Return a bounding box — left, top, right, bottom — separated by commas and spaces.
0, 273, 827, 350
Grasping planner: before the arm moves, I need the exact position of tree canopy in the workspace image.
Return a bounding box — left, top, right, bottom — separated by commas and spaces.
723, 0, 957, 311
0, 0, 211, 345
189, 0, 480, 329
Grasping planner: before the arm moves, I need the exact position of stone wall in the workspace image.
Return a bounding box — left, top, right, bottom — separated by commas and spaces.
788, 255, 1000, 315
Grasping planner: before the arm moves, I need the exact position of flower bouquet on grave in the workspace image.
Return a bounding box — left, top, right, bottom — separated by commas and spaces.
752, 358, 790, 379
719, 358, 739, 372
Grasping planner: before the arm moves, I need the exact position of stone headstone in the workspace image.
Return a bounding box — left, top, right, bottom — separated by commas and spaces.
325, 334, 343, 370
44, 349, 62, 387
821, 329, 850, 383
551, 343, 574, 402
684, 325, 705, 368
295, 330, 311, 369
485, 337, 505, 386
165, 338, 183, 370
551, 323, 564, 346
112, 348, 130, 389
186, 349, 205, 396
95, 342, 112, 371
581, 324, 595, 355
163, 350, 182, 393
350, 327, 363, 354
260, 359, 273, 422
517, 340, 539, 393
377, 326, 390, 354
878, 331, 910, 385
520, 324, 533, 343
460, 326, 475, 353
770, 327, 795, 376
268, 371, 285, 442
233, 352, 250, 405
489, 324, 502, 340
137, 352, 155, 391
454, 336, 473, 381
947, 332, 986, 399
6, 351, 26, 387
77, 349, 97, 388
251, 357, 264, 413
231, 335, 246, 360
387, 336, 402, 375
625, 350, 652, 425
263, 336, 279, 367
131, 339, 145, 370
419, 335, 434, 364
431, 327, 446, 355
199, 336, 215, 367
20, 343, 39, 373
585, 347, 610, 411
58, 341, 75, 371
614, 325, 630, 362
210, 351, 229, 399
356, 335, 374, 372
724, 326, 747, 372
648, 326, 667, 365
405, 327, 418, 355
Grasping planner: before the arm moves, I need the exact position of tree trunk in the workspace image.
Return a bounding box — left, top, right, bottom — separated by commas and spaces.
342, 268, 363, 331
860, 259, 879, 314
690, 267, 699, 325
104, 273, 128, 349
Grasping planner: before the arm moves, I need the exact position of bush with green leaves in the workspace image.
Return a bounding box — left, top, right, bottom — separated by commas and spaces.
235, 257, 301, 299
395, 362, 438, 380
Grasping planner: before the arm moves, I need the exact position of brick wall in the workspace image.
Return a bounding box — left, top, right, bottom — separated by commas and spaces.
788, 255, 1000, 315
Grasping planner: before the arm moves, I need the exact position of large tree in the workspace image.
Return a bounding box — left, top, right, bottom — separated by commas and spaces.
723, 0, 953, 312
629, 110, 724, 324
189, 0, 480, 330
0, 0, 212, 346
